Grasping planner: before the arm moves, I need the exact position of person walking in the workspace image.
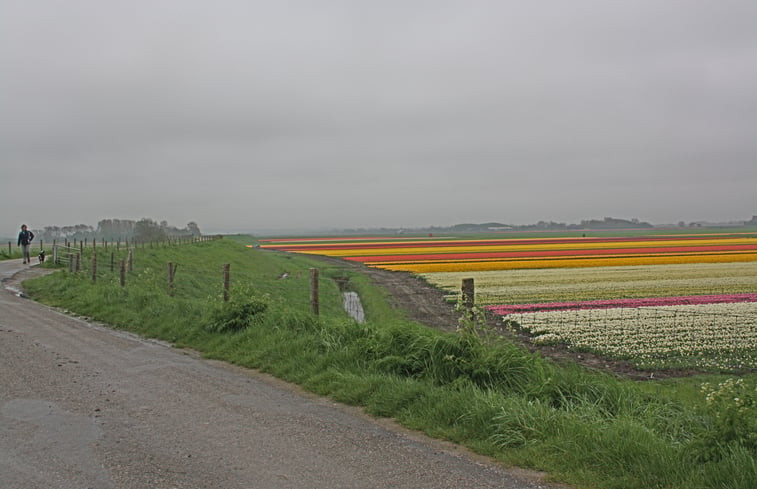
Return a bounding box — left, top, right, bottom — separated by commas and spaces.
17, 224, 35, 264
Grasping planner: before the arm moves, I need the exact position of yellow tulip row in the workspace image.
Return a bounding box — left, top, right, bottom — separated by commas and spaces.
378, 252, 757, 273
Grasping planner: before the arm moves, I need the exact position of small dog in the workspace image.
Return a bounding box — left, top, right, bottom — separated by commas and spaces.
38, 250, 46, 263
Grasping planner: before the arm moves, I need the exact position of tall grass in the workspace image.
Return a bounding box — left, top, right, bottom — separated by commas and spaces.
22, 237, 756, 489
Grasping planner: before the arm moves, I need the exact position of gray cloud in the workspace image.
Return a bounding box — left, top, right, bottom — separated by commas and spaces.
2, 0, 756, 235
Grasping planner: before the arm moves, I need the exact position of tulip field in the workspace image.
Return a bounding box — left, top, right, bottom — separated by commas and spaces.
499, 301, 757, 370
261, 232, 757, 272
426, 261, 757, 305
260, 232, 757, 371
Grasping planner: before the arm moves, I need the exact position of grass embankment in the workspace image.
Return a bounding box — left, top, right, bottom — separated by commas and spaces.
23, 237, 756, 489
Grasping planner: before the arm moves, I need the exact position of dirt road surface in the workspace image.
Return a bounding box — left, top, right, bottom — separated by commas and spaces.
1, 260, 562, 489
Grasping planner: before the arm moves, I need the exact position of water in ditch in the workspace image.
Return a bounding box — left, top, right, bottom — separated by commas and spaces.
342, 291, 365, 323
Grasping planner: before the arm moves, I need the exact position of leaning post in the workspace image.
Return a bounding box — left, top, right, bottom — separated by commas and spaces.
223, 264, 230, 302
310, 268, 320, 317
167, 262, 176, 296
461, 278, 475, 312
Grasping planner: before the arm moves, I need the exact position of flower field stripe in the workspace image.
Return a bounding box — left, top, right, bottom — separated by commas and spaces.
258, 238, 450, 249
258, 236, 435, 243
368, 250, 757, 266
422, 261, 757, 307
378, 252, 757, 272
259, 235, 757, 253
486, 293, 757, 315
259, 233, 757, 246
500, 301, 757, 370
261, 237, 757, 256
344, 243, 757, 263
367, 250, 757, 267
259, 233, 757, 272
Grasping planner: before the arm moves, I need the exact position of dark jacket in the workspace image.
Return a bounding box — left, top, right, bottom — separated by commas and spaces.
17, 229, 34, 246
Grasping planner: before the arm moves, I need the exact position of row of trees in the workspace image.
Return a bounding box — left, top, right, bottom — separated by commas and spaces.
34, 219, 202, 243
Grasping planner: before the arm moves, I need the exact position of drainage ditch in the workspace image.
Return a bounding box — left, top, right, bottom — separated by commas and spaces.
334, 276, 365, 324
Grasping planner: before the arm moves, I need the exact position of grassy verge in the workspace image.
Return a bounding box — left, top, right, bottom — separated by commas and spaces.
23, 237, 756, 489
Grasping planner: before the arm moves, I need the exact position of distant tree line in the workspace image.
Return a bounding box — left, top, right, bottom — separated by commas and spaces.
437, 218, 653, 233
34, 219, 201, 243
340, 217, 655, 235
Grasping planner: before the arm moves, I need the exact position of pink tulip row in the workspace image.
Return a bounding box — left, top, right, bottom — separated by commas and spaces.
486, 293, 757, 316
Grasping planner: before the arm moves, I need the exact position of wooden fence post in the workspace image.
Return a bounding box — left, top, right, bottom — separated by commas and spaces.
310, 268, 319, 316
75, 253, 81, 273
92, 253, 97, 283
127, 249, 133, 272
167, 262, 176, 296
7, 242, 10, 255
68, 253, 74, 273
120, 259, 126, 287
110, 252, 115, 272
462, 278, 475, 311
223, 264, 230, 302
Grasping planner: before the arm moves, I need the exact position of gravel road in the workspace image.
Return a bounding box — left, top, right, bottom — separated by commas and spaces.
0, 260, 563, 489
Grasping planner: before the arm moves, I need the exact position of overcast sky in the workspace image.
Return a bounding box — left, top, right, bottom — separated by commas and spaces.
2, 1, 756, 235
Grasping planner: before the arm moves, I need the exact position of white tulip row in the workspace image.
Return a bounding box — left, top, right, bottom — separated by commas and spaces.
506, 302, 757, 370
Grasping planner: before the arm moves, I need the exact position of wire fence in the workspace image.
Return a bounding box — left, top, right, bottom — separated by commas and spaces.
44, 235, 211, 273
52, 236, 327, 315
4, 234, 219, 261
